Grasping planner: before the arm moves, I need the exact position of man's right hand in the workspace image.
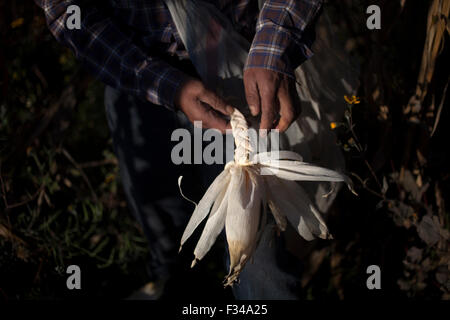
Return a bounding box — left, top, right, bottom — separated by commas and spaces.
174, 78, 234, 133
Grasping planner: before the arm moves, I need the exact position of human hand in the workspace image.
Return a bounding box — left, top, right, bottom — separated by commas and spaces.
174, 78, 234, 133
243, 69, 301, 133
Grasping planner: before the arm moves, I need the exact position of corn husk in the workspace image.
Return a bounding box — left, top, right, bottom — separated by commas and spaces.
179, 109, 356, 286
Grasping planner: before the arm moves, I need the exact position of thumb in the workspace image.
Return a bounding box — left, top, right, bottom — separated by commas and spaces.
201, 89, 234, 115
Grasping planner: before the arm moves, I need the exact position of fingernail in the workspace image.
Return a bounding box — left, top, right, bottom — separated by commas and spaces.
226, 105, 234, 114
249, 105, 257, 115
259, 129, 267, 137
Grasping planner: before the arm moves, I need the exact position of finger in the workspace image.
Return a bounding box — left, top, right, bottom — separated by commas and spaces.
275, 83, 296, 132
244, 75, 261, 116
201, 89, 234, 115
259, 87, 277, 133
196, 101, 230, 133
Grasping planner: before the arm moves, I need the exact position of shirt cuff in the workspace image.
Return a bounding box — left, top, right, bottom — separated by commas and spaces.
140, 63, 190, 110
244, 24, 314, 79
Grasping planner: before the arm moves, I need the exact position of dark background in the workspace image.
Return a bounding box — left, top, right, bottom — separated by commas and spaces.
0, 0, 449, 300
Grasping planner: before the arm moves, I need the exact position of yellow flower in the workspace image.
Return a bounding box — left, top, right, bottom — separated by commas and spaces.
11, 18, 24, 29
344, 95, 352, 104
104, 173, 115, 184
348, 137, 355, 145
344, 95, 361, 104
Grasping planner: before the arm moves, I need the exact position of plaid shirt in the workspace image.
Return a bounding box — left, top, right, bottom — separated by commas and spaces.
34, 0, 322, 109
